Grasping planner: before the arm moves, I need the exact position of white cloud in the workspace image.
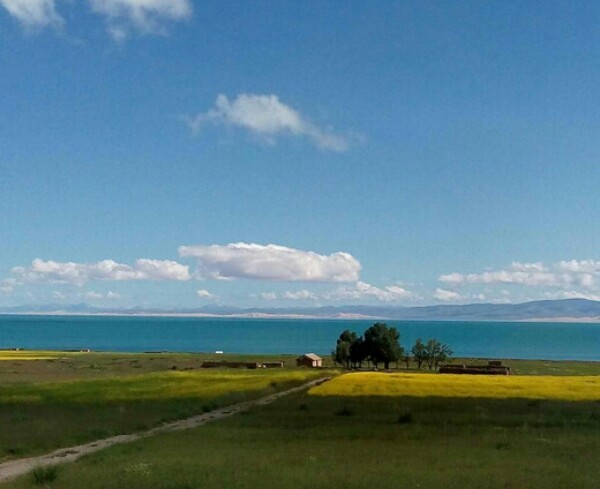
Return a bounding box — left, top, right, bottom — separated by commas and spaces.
83, 290, 121, 300
439, 262, 571, 288
283, 289, 318, 300
0, 0, 62, 28
508, 261, 547, 272
179, 243, 361, 283
433, 288, 464, 302
196, 289, 216, 299
260, 292, 278, 301
327, 281, 419, 303
557, 260, 600, 274
0, 278, 16, 294
440, 260, 600, 289
186, 94, 353, 151
88, 0, 192, 40
52, 291, 67, 300
11, 258, 190, 286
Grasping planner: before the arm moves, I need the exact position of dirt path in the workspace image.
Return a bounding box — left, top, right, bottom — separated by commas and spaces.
0, 376, 330, 484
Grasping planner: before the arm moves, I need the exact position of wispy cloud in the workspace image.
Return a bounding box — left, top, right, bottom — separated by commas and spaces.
0, 278, 17, 294
196, 288, 216, 299
11, 258, 190, 286
82, 290, 121, 300
88, 0, 192, 41
0, 0, 62, 28
326, 281, 419, 303
439, 261, 590, 288
282, 289, 318, 300
185, 94, 356, 151
438, 259, 600, 303
1, 0, 191, 39
433, 288, 464, 302
179, 242, 361, 283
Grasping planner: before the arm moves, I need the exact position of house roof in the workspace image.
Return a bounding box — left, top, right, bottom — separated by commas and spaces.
298, 353, 322, 361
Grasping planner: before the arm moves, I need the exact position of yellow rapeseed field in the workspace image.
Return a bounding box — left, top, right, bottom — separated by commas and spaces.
0, 351, 58, 361
309, 372, 600, 401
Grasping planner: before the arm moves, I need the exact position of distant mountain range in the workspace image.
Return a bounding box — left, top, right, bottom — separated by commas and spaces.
2, 299, 600, 322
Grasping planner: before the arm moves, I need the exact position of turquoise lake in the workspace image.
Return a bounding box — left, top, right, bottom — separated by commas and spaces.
1, 315, 599, 361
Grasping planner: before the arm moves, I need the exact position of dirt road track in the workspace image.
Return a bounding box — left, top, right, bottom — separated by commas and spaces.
0, 376, 330, 484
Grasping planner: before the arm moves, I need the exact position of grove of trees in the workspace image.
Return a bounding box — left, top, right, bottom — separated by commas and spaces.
333, 323, 452, 371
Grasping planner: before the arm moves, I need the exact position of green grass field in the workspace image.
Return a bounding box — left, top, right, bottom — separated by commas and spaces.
4, 388, 600, 489
0, 351, 303, 384
0, 352, 329, 461
1, 352, 600, 488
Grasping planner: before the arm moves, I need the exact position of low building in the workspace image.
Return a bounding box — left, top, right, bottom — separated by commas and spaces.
201, 361, 261, 369
262, 361, 285, 368
296, 353, 323, 368
439, 360, 511, 375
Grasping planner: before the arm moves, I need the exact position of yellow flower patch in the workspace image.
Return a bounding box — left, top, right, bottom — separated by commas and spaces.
309, 372, 600, 401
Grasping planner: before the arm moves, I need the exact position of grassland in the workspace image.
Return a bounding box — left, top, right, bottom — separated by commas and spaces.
0, 351, 302, 384
1, 352, 600, 488
4, 385, 600, 489
0, 351, 330, 462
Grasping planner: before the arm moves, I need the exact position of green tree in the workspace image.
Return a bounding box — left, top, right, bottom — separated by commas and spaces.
411, 338, 427, 369
434, 342, 453, 369
401, 353, 412, 369
333, 330, 357, 369
363, 323, 402, 369
349, 336, 367, 368
424, 339, 453, 370
425, 339, 439, 370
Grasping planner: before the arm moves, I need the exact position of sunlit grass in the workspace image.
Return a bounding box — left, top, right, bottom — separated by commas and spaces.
309, 372, 600, 401
0, 368, 330, 459
0, 351, 77, 361
0, 369, 325, 404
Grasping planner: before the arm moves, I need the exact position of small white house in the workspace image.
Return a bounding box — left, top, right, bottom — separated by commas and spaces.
296, 353, 323, 368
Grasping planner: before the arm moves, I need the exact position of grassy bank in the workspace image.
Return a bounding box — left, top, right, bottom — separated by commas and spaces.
5, 385, 599, 489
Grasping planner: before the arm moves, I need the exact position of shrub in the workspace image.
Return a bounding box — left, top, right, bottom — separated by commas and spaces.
397, 412, 413, 424
335, 406, 355, 416
32, 466, 59, 485
495, 441, 511, 450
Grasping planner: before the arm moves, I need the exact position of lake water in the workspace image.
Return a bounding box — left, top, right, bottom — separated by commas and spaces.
1, 315, 599, 361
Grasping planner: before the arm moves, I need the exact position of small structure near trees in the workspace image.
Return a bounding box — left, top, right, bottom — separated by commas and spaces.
439, 360, 511, 375
296, 353, 323, 368
201, 360, 285, 369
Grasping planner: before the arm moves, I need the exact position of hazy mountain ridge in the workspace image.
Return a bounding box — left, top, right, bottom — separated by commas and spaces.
1, 299, 600, 321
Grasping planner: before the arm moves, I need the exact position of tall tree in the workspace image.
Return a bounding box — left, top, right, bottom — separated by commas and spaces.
363, 323, 402, 369
425, 338, 440, 370
423, 339, 453, 370
333, 330, 357, 369
434, 342, 453, 369
349, 336, 367, 368
411, 338, 427, 369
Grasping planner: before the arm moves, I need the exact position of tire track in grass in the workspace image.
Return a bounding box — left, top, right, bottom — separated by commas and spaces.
0, 377, 331, 484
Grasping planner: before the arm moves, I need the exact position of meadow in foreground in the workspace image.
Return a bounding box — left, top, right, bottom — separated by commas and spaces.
5, 381, 599, 489
0, 358, 327, 461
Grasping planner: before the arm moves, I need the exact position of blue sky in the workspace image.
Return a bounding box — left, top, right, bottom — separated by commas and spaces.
1, 0, 599, 309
